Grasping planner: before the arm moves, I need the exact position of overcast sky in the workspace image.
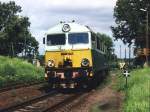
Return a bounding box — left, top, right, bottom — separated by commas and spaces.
1, 0, 133, 58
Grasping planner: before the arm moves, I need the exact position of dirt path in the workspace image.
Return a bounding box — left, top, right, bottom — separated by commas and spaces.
71, 74, 124, 112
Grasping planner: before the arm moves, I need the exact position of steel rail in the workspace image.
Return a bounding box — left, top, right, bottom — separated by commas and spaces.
0, 91, 57, 112
42, 92, 86, 112
0, 81, 45, 93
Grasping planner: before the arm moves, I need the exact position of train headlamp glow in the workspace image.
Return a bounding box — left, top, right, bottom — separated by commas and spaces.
62, 24, 71, 32
47, 60, 55, 67
81, 58, 90, 67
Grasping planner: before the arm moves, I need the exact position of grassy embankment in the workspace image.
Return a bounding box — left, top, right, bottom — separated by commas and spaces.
0, 56, 44, 88
116, 68, 150, 112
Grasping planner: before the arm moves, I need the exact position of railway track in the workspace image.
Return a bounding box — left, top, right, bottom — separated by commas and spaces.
0, 90, 90, 112
43, 92, 89, 112
0, 91, 58, 112
0, 81, 45, 93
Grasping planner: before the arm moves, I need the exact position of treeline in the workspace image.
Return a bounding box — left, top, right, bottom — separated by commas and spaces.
0, 1, 38, 58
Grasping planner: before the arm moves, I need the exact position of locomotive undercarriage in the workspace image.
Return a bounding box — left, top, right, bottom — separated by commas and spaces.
45, 67, 93, 88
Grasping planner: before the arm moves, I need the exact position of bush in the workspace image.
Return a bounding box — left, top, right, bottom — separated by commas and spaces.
0, 56, 44, 88
4, 64, 16, 76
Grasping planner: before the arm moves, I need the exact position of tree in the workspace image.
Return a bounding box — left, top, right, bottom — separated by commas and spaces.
26, 35, 39, 59
0, 1, 39, 57
111, 0, 150, 47
0, 1, 21, 32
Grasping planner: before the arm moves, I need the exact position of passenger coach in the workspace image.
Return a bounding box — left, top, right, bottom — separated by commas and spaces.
43, 22, 108, 88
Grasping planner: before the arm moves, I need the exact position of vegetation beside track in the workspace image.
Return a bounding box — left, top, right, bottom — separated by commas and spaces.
0, 56, 44, 88
116, 68, 150, 112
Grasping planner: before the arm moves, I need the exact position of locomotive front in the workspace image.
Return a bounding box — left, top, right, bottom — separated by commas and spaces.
44, 23, 93, 88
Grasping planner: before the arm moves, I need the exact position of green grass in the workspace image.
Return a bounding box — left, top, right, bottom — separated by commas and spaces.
90, 104, 102, 112
116, 68, 150, 112
0, 56, 44, 88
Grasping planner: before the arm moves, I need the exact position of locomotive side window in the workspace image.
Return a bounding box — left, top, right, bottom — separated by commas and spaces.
43, 37, 45, 44
91, 33, 96, 49
47, 34, 66, 46
91, 33, 96, 41
68, 33, 89, 44
97, 37, 100, 50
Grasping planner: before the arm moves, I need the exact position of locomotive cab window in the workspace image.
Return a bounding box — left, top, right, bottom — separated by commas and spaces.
47, 34, 66, 46
68, 33, 89, 44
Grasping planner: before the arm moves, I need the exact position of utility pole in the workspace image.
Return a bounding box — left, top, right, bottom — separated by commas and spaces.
113, 49, 115, 62
140, 6, 149, 66
146, 10, 149, 66
120, 45, 121, 61
125, 48, 127, 61
129, 45, 131, 66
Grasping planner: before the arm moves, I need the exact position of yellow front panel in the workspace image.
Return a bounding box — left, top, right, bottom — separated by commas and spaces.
45, 49, 93, 67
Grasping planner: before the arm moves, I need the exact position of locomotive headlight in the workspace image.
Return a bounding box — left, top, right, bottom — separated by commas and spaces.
47, 60, 55, 67
62, 24, 71, 32
81, 58, 90, 67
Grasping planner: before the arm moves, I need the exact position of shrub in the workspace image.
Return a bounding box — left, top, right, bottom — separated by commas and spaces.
0, 56, 44, 88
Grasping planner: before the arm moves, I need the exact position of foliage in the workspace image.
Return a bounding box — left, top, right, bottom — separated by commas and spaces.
37, 55, 45, 66
111, 0, 150, 47
0, 1, 39, 57
116, 68, 150, 112
0, 56, 44, 88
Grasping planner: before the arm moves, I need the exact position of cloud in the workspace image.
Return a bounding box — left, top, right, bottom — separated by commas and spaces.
10, 0, 116, 31
1, 0, 132, 58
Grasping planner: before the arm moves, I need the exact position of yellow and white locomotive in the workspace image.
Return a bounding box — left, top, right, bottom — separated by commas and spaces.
43, 22, 109, 88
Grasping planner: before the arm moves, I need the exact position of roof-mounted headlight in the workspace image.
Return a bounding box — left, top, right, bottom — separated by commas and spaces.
81, 58, 90, 67
47, 60, 55, 67
62, 24, 71, 32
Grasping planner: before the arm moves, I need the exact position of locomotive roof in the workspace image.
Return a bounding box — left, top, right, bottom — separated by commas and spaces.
46, 22, 91, 35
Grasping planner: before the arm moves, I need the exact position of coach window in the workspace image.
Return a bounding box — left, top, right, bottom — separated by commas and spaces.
47, 34, 66, 46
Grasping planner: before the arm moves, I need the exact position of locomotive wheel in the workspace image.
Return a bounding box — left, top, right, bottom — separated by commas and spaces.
100, 71, 104, 81
88, 74, 99, 89
48, 77, 54, 88
89, 71, 105, 89
82, 83, 88, 89
78, 81, 88, 89
48, 82, 54, 88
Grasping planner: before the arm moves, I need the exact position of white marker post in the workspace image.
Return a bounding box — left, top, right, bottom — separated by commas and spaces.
123, 70, 130, 88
